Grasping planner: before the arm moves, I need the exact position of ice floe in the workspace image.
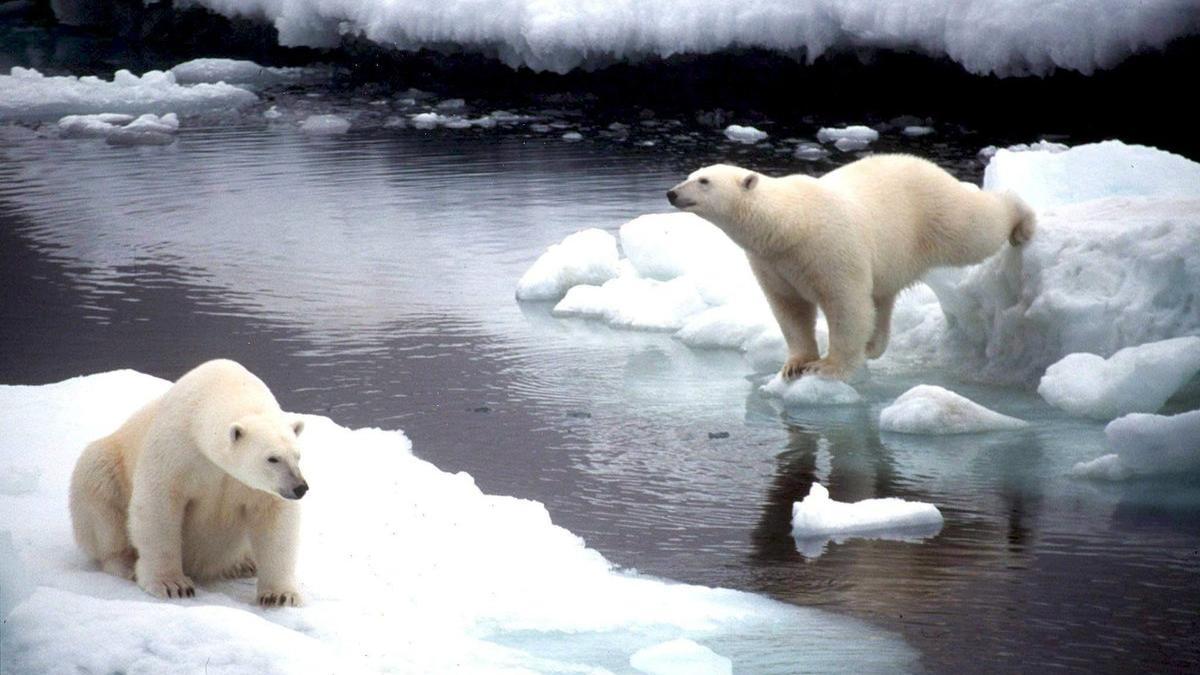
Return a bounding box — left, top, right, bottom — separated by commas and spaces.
515, 228, 621, 301
0, 370, 917, 672
880, 385, 1027, 434
791, 484, 944, 559
723, 125, 768, 144
169, 58, 320, 87
0, 67, 257, 121
1038, 337, 1200, 420
299, 114, 351, 135
1071, 410, 1200, 481
58, 112, 180, 146
760, 374, 862, 407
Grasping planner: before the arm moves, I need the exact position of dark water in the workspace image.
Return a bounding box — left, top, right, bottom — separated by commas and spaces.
2, 99, 1198, 673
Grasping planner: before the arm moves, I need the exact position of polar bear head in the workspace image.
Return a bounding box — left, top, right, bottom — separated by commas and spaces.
220, 414, 309, 500
666, 164, 760, 222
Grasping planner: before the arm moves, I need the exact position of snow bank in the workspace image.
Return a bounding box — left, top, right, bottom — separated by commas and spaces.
2, 371, 916, 671
760, 374, 862, 406
932, 141, 1200, 384
630, 638, 731, 675
169, 58, 319, 86
1071, 410, 1200, 480
0, 67, 257, 121
791, 484, 943, 559
1038, 337, 1200, 420
515, 228, 620, 301
723, 125, 767, 144
299, 114, 351, 135
880, 385, 1027, 434
173, 0, 1199, 76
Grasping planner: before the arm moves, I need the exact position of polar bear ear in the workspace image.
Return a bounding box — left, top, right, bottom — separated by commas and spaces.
291, 419, 305, 437
741, 173, 759, 191
230, 423, 245, 443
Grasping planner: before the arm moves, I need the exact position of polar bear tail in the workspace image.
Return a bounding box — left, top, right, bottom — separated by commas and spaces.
1005, 192, 1036, 246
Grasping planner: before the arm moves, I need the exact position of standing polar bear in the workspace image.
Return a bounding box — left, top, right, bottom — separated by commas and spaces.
667, 156, 1035, 379
69, 359, 309, 606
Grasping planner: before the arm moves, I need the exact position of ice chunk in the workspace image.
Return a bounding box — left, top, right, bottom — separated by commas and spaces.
1072, 410, 1200, 480
169, 58, 318, 86
901, 126, 934, 137
791, 483, 944, 558
58, 112, 179, 146
300, 114, 351, 135
932, 141, 1200, 384
1038, 337, 1200, 420
561, 131, 583, 141
176, 0, 1197, 77
880, 385, 1027, 434
619, 213, 747, 283
793, 142, 830, 161
630, 638, 732, 675
760, 374, 861, 406
723, 125, 767, 144
0, 67, 256, 120
817, 125, 879, 144
515, 228, 621, 301
553, 276, 709, 331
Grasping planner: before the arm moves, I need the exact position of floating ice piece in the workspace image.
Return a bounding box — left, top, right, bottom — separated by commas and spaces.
169, 58, 318, 86
411, 112, 496, 130
561, 131, 583, 141
630, 638, 732, 675
1071, 410, 1200, 480
791, 483, 944, 558
58, 112, 179, 145
516, 228, 621, 301
435, 98, 466, 111
901, 126, 934, 137
723, 125, 767, 144
833, 137, 871, 152
793, 142, 829, 160
300, 114, 351, 135
0, 370, 919, 672
170, 0, 1198, 77
619, 213, 746, 283
1038, 337, 1200, 420
880, 385, 1027, 434
0, 66, 256, 120
816, 125, 879, 144
977, 140, 1069, 160
932, 141, 1200, 384
761, 373, 861, 406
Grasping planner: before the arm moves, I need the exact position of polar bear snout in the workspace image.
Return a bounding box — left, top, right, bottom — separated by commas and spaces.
286, 481, 309, 500
666, 189, 678, 204
666, 182, 697, 209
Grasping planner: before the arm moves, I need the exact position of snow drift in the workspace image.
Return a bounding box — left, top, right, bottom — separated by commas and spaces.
119, 0, 1200, 77
0, 371, 915, 673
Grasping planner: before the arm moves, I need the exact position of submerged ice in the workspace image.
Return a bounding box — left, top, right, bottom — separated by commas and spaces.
0, 371, 917, 673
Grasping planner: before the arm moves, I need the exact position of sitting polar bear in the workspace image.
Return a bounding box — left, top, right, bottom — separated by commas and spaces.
69, 359, 308, 606
667, 157, 1035, 379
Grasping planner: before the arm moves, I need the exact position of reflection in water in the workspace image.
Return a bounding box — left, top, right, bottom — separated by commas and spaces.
2, 119, 1198, 672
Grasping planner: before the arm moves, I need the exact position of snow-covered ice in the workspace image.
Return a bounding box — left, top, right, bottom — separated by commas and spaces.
58, 112, 180, 146
1038, 337, 1200, 420
880, 385, 1028, 434
515, 228, 621, 301
630, 638, 732, 675
1071, 410, 1200, 481
0, 67, 257, 121
161, 0, 1200, 76
791, 484, 944, 559
932, 140, 1200, 384
169, 58, 319, 87
0, 370, 917, 672
761, 374, 862, 406
299, 114, 351, 135
723, 125, 767, 144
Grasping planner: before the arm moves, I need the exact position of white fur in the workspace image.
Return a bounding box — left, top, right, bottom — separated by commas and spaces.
669, 157, 1035, 379
68, 359, 308, 606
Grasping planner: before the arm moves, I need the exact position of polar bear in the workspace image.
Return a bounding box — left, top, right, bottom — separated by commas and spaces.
667, 157, 1035, 379
69, 359, 308, 606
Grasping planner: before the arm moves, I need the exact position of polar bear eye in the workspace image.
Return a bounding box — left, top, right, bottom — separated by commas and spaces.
698, 177, 709, 185
268, 456, 280, 464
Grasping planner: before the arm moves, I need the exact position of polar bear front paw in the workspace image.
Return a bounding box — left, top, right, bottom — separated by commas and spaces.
800, 358, 851, 380
221, 558, 257, 580
258, 588, 303, 608
781, 355, 819, 380
140, 573, 195, 599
